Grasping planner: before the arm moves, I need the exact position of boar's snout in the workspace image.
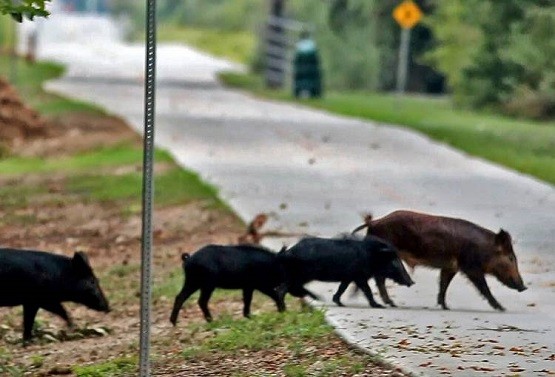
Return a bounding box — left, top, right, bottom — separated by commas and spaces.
516, 281, 527, 292
398, 273, 414, 287
388, 258, 414, 287
506, 277, 527, 292
101, 303, 111, 313
90, 294, 111, 313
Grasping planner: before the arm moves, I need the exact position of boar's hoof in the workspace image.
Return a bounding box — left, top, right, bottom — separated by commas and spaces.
204, 316, 213, 323
494, 304, 506, 312
387, 302, 397, 308
332, 296, 344, 307
370, 303, 385, 309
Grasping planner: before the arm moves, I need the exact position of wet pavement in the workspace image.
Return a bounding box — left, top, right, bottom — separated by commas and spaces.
35, 12, 554, 376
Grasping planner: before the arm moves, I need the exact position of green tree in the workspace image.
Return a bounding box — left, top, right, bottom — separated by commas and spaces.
426, 0, 554, 118
423, 0, 483, 93
501, 5, 555, 118
0, 0, 50, 22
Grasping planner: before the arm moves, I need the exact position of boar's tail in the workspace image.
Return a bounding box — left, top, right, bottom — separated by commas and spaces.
351, 213, 373, 234
278, 245, 287, 254
351, 223, 368, 234
181, 253, 190, 262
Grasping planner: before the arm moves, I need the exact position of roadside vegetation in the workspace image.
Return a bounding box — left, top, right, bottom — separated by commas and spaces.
0, 57, 404, 376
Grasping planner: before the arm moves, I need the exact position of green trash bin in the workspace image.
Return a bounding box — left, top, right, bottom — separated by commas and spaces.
293, 33, 322, 98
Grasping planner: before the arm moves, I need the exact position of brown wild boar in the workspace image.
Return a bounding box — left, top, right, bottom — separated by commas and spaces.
352, 210, 527, 311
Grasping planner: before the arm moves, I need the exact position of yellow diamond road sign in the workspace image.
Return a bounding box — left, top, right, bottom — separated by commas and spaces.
393, 0, 423, 29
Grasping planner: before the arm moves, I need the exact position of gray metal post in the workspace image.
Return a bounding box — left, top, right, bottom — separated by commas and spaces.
139, 0, 156, 375
396, 27, 411, 94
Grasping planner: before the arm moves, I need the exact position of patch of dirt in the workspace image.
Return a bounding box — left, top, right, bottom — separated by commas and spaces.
20, 112, 141, 157
0, 96, 407, 376
0, 76, 139, 157
0, 77, 47, 146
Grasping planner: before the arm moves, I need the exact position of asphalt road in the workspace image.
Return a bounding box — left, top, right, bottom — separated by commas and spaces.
33, 12, 554, 376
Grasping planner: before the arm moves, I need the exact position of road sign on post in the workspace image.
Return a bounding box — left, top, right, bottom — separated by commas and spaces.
392, 0, 423, 94
393, 0, 422, 29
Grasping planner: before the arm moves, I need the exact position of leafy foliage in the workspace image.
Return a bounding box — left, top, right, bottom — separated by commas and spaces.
0, 0, 50, 22
426, 0, 554, 118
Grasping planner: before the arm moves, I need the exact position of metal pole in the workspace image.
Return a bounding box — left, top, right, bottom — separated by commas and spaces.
139, 0, 156, 375
396, 27, 411, 94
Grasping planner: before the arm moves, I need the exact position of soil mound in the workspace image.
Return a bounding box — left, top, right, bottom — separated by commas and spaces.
0, 76, 47, 143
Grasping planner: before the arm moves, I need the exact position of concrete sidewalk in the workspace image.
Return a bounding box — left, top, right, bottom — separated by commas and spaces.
39, 13, 554, 377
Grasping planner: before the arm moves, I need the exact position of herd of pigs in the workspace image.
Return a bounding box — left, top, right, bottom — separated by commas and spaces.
0, 209, 527, 344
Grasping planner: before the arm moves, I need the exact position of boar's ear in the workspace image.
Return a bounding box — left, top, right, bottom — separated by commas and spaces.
495, 229, 512, 249
73, 251, 93, 275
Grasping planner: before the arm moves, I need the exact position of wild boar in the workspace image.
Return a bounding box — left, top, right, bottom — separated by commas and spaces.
170, 244, 286, 325
276, 236, 414, 308
352, 210, 527, 311
0, 248, 110, 342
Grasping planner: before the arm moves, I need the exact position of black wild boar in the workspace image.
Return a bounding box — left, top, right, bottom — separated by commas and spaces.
276, 236, 414, 308
169, 244, 286, 325
0, 248, 110, 342
352, 210, 527, 311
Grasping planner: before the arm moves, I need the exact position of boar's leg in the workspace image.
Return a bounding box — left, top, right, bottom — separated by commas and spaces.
354, 279, 384, 308
22, 304, 39, 342
438, 268, 457, 310
332, 281, 350, 307
242, 288, 254, 318
288, 285, 320, 301
258, 286, 286, 313
41, 302, 73, 327
170, 284, 199, 325
375, 275, 396, 307
465, 272, 505, 311
198, 286, 216, 322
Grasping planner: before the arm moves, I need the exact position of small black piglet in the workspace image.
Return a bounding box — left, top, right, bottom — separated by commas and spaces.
0, 248, 110, 342
170, 244, 286, 325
